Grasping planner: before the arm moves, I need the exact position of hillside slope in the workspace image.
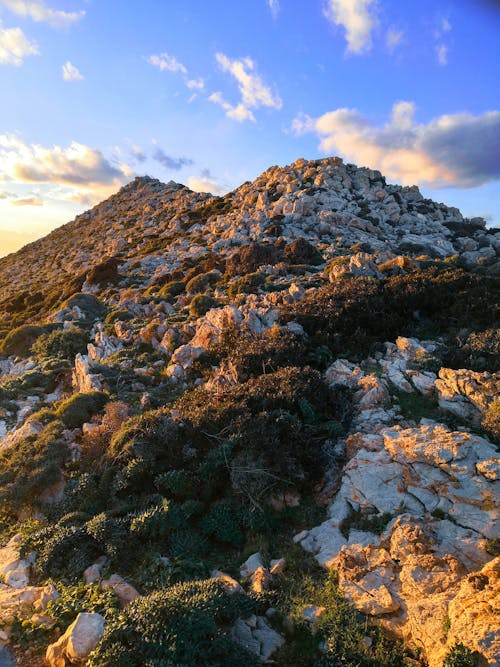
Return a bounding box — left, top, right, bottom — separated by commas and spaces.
0, 156, 499, 667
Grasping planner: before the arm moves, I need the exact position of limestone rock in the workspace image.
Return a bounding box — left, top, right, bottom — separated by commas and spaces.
232, 615, 285, 661
46, 612, 105, 666
101, 574, 140, 606
435, 368, 499, 425
72, 353, 103, 393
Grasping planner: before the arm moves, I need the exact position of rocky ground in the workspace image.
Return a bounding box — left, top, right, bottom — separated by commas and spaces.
0, 156, 498, 666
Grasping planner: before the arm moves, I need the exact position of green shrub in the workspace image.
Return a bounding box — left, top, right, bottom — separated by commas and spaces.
55, 391, 108, 429
281, 268, 500, 359
57, 293, 107, 324
130, 499, 171, 540
226, 242, 280, 277
86, 256, 121, 287
34, 525, 102, 581
0, 421, 68, 507
105, 309, 133, 325
443, 644, 479, 667
32, 327, 89, 361
278, 569, 406, 667
0, 324, 48, 356
189, 294, 217, 318
227, 272, 265, 297
109, 410, 185, 462
186, 271, 221, 294
87, 579, 258, 666
201, 502, 243, 547
157, 280, 186, 300
47, 582, 119, 630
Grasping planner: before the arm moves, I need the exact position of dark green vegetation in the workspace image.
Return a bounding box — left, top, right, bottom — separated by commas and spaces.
280, 267, 499, 361
0, 216, 498, 664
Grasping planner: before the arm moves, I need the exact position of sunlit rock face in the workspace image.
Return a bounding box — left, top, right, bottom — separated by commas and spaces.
298, 336, 499, 667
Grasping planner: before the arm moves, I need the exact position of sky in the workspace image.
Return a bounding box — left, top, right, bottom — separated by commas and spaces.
0, 0, 499, 256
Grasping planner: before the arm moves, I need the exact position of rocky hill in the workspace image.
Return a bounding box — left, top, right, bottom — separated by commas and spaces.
0, 156, 498, 667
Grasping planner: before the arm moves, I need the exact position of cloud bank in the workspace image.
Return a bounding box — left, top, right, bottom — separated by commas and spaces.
0, 133, 133, 205
292, 101, 500, 188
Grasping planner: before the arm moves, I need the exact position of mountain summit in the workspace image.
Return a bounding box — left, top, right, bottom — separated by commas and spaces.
0, 156, 498, 667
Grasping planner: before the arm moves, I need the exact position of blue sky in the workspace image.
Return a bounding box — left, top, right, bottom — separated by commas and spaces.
0, 0, 499, 255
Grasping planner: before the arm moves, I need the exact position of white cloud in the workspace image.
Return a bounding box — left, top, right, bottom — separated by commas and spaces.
0, 0, 85, 28
0, 133, 133, 205
267, 0, 280, 18
291, 101, 500, 188
11, 195, 43, 206
148, 52, 187, 74
62, 60, 83, 81
187, 170, 227, 195
436, 43, 448, 66
0, 21, 38, 65
186, 77, 204, 90
323, 0, 377, 54
385, 27, 404, 52
210, 53, 282, 122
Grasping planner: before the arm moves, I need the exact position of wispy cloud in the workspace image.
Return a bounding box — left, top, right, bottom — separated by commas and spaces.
323, 0, 377, 54
62, 60, 83, 81
209, 52, 282, 122
291, 101, 500, 188
0, 133, 133, 205
0, 20, 38, 65
267, 0, 280, 19
11, 195, 43, 206
434, 16, 452, 66
186, 77, 204, 90
130, 145, 147, 163
148, 52, 187, 74
385, 27, 404, 52
0, 0, 85, 28
153, 147, 193, 171
436, 43, 448, 66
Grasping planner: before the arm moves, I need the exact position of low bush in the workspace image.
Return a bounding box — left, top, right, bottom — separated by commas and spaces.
283, 237, 323, 266
0, 421, 68, 507
46, 582, 119, 630
186, 271, 221, 294
278, 568, 406, 667
226, 242, 280, 277
227, 272, 266, 297
31, 327, 89, 361
157, 280, 186, 300
189, 294, 218, 318
443, 644, 479, 667
87, 579, 259, 666
281, 268, 499, 359
0, 324, 49, 356
55, 391, 108, 429
57, 293, 107, 325
86, 256, 121, 287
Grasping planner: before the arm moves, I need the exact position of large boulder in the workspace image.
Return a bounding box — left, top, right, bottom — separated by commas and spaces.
435, 368, 499, 425
46, 612, 105, 666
